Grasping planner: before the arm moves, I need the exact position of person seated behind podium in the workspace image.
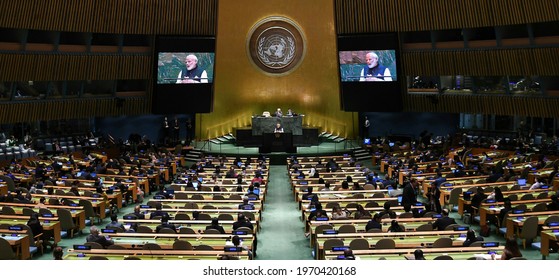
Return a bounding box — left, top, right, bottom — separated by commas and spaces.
238, 196, 254, 210
156, 215, 177, 233
275, 108, 283, 117
274, 122, 284, 133
86, 226, 114, 248
286, 108, 294, 116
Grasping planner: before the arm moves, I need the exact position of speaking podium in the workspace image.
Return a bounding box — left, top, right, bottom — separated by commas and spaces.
259, 133, 296, 153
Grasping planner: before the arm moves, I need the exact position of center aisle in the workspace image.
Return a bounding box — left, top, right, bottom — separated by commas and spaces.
256, 165, 312, 260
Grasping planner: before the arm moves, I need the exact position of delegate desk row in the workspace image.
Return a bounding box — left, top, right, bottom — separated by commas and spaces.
136, 207, 261, 226
302, 203, 426, 224
315, 229, 469, 260
457, 187, 555, 215
65, 248, 250, 260
96, 232, 255, 252
472, 198, 554, 226
0, 229, 31, 259
116, 218, 259, 234
540, 227, 559, 259
0, 202, 86, 234
325, 246, 504, 260
50, 183, 126, 209
0, 214, 62, 243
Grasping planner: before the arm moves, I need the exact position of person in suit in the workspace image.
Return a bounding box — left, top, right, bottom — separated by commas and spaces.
106, 214, 125, 231
86, 226, 114, 248
463, 229, 484, 247
275, 108, 283, 117
206, 218, 225, 234
151, 202, 170, 219
232, 214, 253, 231
427, 182, 442, 213
379, 202, 396, 219
432, 209, 456, 230
365, 213, 382, 232
401, 179, 418, 208
176, 54, 208, 83
155, 215, 177, 233
129, 205, 146, 219
547, 194, 559, 211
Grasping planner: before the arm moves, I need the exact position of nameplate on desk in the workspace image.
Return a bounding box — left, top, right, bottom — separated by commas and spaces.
69, 203, 79, 207
547, 222, 559, 227
153, 195, 165, 199
73, 245, 91, 250
248, 197, 257, 201
242, 205, 255, 210
140, 205, 150, 209
102, 229, 116, 234
299, 181, 308, 185
315, 217, 329, 221
123, 215, 137, 220
9, 226, 23, 231
485, 199, 496, 203
233, 231, 248, 235
331, 246, 350, 252
432, 214, 442, 218
541, 185, 549, 189
481, 242, 499, 248
323, 229, 338, 235
42, 213, 54, 218
415, 202, 423, 206
454, 226, 469, 231
512, 210, 525, 214
224, 247, 242, 252
443, 183, 453, 187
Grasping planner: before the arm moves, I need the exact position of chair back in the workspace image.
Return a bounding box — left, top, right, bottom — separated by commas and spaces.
195, 244, 214, 251
197, 213, 212, 220
520, 216, 539, 240
218, 213, 234, 221
158, 228, 176, 234
323, 239, 344, 251
84, 242, 104, 249
142, 243, 162, 250
416, 224, 433, 232
375, 238, 396, 249
56, 208, 76, 232
136, 225, 153, 233
432, 237, 453, 248
349, 238, 369, 250
338, 224, 356, 233
204, 228, 221, 234
173, 240, 193, 250
2, 206, 16, 215
433, 255, 453, 260
89, 256, 109, 260
174, 213, 190, 220
236, 226, 253, 234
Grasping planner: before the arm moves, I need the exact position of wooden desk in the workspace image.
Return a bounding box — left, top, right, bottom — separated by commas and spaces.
0, 230, 30, 259
505, 211, 559, 238
315, 230, 466, 260
65, 248, 250, 260
540, 229, 559, 259
0, 214, 62, 243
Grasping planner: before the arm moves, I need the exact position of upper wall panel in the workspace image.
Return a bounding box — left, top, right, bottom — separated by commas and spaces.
335, 0, 559, 33
0, 0, 218, 35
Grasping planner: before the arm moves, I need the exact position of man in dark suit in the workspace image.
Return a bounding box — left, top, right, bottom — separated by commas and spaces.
232, 214, 253, 231
151, 202, 170, 219
365, 213, 382, 232
155, 216, 177, 233
86, 226, 114, 248
432, 209, 456, 231
401, 179, 417, 208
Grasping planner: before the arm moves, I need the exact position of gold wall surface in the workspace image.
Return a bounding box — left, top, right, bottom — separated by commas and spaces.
202, 0, 355, 140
